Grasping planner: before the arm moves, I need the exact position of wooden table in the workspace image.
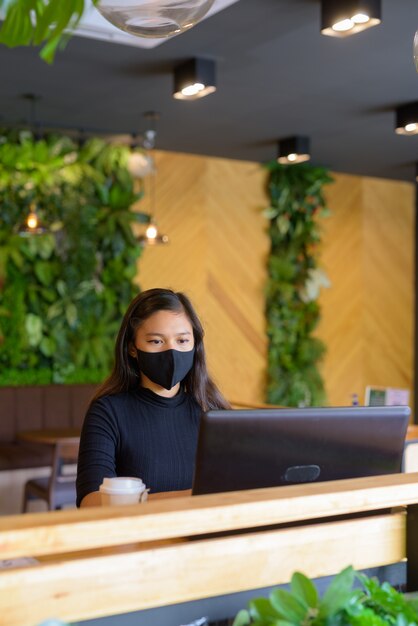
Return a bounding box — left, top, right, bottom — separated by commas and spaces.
407, 425, 418, 441
17, 428, 81, 445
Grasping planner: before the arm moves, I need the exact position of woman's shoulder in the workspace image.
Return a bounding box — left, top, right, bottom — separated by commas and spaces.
87, 390, 141, 416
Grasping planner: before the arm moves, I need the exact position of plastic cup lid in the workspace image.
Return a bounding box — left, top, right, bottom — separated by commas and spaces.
100, 477, 145, 493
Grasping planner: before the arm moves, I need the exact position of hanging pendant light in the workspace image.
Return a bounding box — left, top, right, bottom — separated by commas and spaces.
139, 220, 169, 245
138, 163, 169, 246
18, 205, 48, 236
137, 112, 169, 246
95, 0, 215, 39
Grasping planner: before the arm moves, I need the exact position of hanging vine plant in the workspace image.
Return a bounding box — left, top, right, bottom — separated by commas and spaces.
0, 129, 148, 386
265, 161, 333, 407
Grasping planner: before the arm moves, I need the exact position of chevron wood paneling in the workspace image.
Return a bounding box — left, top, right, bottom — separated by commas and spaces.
316, 173, 365, 406
136, 151, 269, 405
135, 152, 415, 408
317, 174, 415, 408
362, 178, 415, 405
204, 158, 269, 403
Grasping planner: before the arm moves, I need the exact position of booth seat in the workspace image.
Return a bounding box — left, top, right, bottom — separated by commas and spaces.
0, 384, 96, 470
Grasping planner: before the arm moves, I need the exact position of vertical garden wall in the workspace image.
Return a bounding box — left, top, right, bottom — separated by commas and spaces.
0, 130, 147, 385
265, 162, 333, 407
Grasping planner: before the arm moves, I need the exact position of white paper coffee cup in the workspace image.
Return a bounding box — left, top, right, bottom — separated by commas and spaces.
99, 477, 148, 506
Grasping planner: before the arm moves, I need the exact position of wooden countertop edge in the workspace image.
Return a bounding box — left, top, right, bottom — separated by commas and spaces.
1, 472, 418, 559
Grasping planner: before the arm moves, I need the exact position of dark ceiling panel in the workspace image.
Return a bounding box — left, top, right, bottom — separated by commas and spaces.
0, 0, 417, 180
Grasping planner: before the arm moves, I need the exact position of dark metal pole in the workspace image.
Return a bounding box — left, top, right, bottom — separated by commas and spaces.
406, 503, 418, 591
414, 172, 418, 423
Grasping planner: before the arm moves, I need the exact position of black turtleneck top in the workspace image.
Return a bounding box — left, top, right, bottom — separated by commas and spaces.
76, 386, 202, 507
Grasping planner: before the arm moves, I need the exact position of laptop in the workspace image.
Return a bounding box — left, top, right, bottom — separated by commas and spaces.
192, 405, 410, 495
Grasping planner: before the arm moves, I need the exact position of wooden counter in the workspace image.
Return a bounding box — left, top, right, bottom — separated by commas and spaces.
1, 473, 418, 626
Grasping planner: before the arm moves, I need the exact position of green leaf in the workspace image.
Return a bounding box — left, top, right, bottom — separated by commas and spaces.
47, 300, 63, 320
290, 572, 318, 609
65, 303, 78, 328
9, 246, 24, 269
249, 598, 282, 621
232, 609, 251, 626
34, 260, 54, 286
0, 2, 33, 47
270, 589, 307, 622
40, 336, 56, 357
25, 313, 43, 347
320, 566, 355, 616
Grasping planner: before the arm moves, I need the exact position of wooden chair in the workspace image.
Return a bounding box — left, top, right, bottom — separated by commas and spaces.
22, 438, 80, 512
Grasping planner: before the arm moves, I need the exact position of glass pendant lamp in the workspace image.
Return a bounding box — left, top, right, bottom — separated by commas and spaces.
137, 112, 169, 246
96, 0, 215, 38
17, 205, 48, 236
138, 161, 169, 246
414, 30, 418, 72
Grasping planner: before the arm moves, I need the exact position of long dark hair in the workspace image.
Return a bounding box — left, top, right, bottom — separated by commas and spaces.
91, 288, 230, 411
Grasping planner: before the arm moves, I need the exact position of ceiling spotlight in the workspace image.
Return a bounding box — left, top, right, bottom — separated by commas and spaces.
395, 102, 418, 136
173, 58, 216, 100
18, 206, 48, 236
277, 136, 311, 165
321, 0, 381, 37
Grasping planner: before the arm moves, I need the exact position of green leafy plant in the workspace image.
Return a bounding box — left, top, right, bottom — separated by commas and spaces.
0, 0, 98, 63
0, 129, 148, 386
264, 162, 333, 407
233, 566, 418, 626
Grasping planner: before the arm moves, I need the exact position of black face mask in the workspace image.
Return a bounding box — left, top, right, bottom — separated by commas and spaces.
136, 348, 195, 390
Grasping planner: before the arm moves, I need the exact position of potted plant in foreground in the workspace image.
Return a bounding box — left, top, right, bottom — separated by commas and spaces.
233, 566, 418, 626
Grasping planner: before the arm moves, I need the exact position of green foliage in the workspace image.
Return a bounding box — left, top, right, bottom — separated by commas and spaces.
233, 567, 418, 626
0, 0, 98, 63
265, 161, 333, 407
0, 130, 148, 386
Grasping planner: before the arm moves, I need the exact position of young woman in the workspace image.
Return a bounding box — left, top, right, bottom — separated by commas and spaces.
76, 288, 229, 507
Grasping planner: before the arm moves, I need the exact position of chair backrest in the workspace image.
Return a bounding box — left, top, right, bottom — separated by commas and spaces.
48, 437, 80, 497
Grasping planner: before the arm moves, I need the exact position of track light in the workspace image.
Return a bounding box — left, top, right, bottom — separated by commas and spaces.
395, 102, 418, 136
321, 0, 381, 37
173, 58, 216, 100
277, 136, 311, 165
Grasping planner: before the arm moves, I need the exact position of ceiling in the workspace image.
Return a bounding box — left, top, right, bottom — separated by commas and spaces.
0, 0, 417, 181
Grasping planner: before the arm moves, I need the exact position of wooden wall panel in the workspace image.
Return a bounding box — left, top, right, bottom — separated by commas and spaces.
133, 151, 207, 302
317, 174, 415, 407
317, 174, 365, 406
135, 151, 415, 408
205, 158, 269, 403
362, 178, 415, 404
136, 152, 269, 405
